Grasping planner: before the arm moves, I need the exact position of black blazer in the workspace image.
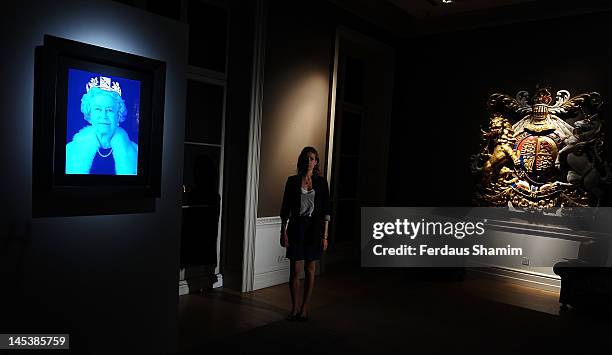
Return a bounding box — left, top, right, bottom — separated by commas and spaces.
280, 174, 331, 235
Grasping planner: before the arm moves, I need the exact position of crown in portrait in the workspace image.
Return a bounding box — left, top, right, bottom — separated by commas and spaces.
86, 76, 122, 96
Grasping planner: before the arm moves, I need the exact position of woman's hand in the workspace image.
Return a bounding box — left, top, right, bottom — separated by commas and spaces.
280, 229, 289, 248
66, 126, 99, 174
111, 127, 138, 175
110, 126, 132, 152
321, 237, 328, 251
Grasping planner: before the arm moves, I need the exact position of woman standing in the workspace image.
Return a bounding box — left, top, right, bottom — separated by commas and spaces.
280, 146, 331, 321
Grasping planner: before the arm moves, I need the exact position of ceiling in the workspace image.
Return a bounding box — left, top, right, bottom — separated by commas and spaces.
388, 0, 537, 18
329, 0, 612, 37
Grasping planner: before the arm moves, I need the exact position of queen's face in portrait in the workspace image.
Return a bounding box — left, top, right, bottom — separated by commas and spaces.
89, 92, 120, 144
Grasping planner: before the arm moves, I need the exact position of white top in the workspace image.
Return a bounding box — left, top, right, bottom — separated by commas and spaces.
299, 187, 315, 217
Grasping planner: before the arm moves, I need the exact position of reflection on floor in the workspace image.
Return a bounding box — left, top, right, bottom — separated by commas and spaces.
179, 264, 611, 354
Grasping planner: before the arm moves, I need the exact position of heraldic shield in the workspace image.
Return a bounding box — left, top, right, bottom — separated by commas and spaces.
516, 135, 558, 183
471, 85, 612, 208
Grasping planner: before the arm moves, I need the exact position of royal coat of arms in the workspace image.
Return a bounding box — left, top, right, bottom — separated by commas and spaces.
472, 86, 611, 208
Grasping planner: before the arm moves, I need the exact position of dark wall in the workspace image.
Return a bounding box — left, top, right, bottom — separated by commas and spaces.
257, 0, 400, 217
388, 9, 612, 206
0, 1, 187, 353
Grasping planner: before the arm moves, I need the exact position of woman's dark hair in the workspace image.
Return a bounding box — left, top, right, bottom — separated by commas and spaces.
296, 146, 320, 177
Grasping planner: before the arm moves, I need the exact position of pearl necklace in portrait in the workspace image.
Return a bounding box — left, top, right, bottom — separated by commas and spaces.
98, 147, 113, 158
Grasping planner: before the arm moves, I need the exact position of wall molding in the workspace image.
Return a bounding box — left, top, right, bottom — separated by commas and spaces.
254, 268, 289, 290
469, 266, 560, 292
242, 0, 268, 292
179, 280, 190, 296
257, 216, 282, 226
253, 217, 288, 290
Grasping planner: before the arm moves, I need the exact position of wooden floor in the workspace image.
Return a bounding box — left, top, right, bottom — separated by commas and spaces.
178, 265, 566, 353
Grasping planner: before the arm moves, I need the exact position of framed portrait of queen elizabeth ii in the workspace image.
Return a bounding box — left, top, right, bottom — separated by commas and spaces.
33, 35, 166, 202
65, 70, 141, 176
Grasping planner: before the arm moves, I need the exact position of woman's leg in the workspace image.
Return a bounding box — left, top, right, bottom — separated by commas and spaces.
300, 260, 317, 317
289, 260, 303, 316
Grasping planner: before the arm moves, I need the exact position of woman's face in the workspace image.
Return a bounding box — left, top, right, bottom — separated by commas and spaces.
307, 152, 318, 171
90, 93, 119, 138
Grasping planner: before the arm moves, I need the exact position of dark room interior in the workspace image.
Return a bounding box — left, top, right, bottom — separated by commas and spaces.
2, 0, 612, 354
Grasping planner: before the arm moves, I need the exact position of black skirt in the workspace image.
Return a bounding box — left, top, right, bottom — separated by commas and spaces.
286, 216, 322, 262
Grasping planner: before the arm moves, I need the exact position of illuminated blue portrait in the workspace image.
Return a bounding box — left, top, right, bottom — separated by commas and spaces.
65, 69, 140, 175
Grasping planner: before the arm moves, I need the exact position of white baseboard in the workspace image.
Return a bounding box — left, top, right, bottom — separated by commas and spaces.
469, 267, 560, 292
179, 280, 190, 296
213, 273, 224, 288
254, 268, 289, 290
253, 216, 288, 290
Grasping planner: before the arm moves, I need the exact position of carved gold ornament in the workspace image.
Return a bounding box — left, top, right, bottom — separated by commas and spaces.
472, 86, 611, 208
